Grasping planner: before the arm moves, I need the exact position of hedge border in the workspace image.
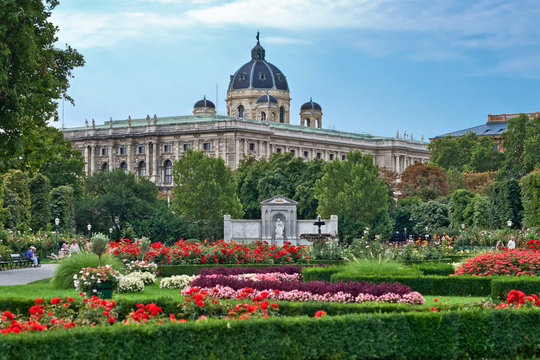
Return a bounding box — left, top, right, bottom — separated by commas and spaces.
0, 310, 538, 359
490, 276, 540, 300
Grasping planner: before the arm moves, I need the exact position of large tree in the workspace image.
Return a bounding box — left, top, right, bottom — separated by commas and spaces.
172, 149, 243, 239
502, 114, 540, 178
315, 151, 389, 240
400, 163, 448, 201
0, 0, 84, 172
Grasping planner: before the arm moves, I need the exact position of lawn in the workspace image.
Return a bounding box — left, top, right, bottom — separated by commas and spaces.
0, 278, 488, 307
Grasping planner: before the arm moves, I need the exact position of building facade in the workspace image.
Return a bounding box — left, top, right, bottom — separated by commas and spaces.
62, 36, 430, 190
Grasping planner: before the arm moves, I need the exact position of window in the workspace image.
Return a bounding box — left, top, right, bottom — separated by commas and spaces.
329, 154, 334, 160
80, 149, 85, 157
101, 147, 108, 156
183, 143, 191, 151
163, 160, 172, 184
118, 146, 126, 155
164, 144, 172, 153
239, 73, 246, 81
303, 151, 309, 158
341, 155, 346, 161
258, 72, 266, 80
120, 162, 128, 173
259, 112, 266, 121
276, 148, 282, 153
316, 152, 321, 159
290, 150, 295, 156
101, 163, 109, 171
279, 106, 284, 123
249, 143, 255, 151
137, 145, 145, 154
138, 161, 146, 177
203, 142, 211, 151
305, 118, 311, 127
277, 73, 283, 82
237, 105, 244, 118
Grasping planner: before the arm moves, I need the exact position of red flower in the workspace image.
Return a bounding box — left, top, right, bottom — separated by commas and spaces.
34, 298, 44, 304
430, 307, 439, 312
314, 310, 327, 317
66, 297, 74, 303
108, 316, 115, 324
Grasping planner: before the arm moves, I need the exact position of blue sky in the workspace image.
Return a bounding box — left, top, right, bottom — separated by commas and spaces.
51, 0, 540, 140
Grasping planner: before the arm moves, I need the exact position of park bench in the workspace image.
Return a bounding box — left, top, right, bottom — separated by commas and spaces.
10, 254, 32, 268
0, 256, 9, 270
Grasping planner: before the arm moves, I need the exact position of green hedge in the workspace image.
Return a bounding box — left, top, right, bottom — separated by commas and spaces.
0, 310, 538, 359
490, 276, 540, 301
413, 262, 455, 276
158, 262, 343, 276
330, 273, 492, 296
301, 265, 343, 282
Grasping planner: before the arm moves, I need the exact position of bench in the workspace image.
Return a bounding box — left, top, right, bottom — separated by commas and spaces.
0, 257, 9, 270
10, 254, 32, 268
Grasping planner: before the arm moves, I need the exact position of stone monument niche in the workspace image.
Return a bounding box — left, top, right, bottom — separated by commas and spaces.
224, 195, 338, 246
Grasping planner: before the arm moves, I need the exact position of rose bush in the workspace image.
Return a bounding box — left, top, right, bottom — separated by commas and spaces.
454, 250, 540, 276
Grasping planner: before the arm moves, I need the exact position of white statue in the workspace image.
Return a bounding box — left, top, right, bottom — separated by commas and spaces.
275, 219, 284, 239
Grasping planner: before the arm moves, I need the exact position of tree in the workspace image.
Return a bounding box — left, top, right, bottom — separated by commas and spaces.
0, 0, 85, 172
520, 169, 540, 227
50, 185, 75, 233
450, 189, 475, 228
400, 163, 448, 201
502, 114, 540, 178
488, 180, 523, 229
76, 169, 158, 235
391, 196, 422, 233
315, 151, 388, 240
462, 171, 497, 194
2, 170, 30, 230
410, 199, 451, 234
523, 116, 540, 174
172, 149, 243, 239
29, 173, 51, 230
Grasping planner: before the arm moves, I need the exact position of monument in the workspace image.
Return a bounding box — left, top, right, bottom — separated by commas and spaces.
223, 195, 338, 245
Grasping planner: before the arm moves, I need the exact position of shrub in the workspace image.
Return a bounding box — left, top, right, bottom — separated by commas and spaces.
413, 262, 455, 276
455, 250, 540, 276
51, 252, 125, 289
301, 265, 343, 282
90, 233, 109, 267
126, 271, 156, 285
117, 275, 145, 293
159, 275, 196, 289
74, 266, 121, 294
521, 169, 540, 227
490, 276, 540, 301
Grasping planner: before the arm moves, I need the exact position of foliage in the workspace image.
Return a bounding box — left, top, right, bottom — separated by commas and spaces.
159, 275, 196, 289
409, 199, 451, 234
390, 196, 422, 233
51, 252, 124, 289
2, 170, 30, 230
428, 132, 502, 172
462, 171, 496, 194
445, 169, 465, 194
502, 114, 540, 178
400, 163, 448, 201
73, 265, 121, 294
76, 169, 158, 235
306, 240, 348, 261
521, 169, 540, 227
490, 277, 540, 301
488, 179, 523, 229
49, 185, 75, 233
412, 262, 455, 276
342, 258, 420, 277
449, 189, 475, 228
117, 274, 145, 293
90, 233, 109, 267
28, 173, 51, 231
173, 149, 242, 239
0, 0, 84, 172
315, 151, 388, 240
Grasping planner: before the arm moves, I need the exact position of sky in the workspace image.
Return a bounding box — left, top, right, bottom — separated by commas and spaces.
50, 0, 540, 140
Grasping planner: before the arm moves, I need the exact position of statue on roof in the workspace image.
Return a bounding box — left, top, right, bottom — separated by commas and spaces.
256, 31, 260, 43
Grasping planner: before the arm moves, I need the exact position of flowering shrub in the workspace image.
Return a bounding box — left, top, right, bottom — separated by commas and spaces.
126, 271, 156, 285
125, 260, 158, 274
200, 265, 303, 276
2, 230, 87, 257
494, 289, 540, 309
160, 275, 197, 289
454, 250, 540, 276
117, 275, 145, 293
109, 239, 309, 265
73, 265, 121, 294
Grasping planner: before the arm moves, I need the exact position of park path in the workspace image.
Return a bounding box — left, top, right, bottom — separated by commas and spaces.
0, 264, 57, 286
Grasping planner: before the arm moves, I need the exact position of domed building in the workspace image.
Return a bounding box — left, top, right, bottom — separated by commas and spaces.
226, 34, 291, 124
62, 33, 430, 190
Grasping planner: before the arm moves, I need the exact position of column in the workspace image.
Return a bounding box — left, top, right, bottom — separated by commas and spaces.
90, 145, 96, 174
235, 136, 240, 166
85, 146, 91, 175
108, 142, 114, 170
266, 141, 270, 159
215, 138, 220, 158
153, 142, 159, 182
394, 155, 400, 173
127, 142, 133, 172
145, 142, 151, 177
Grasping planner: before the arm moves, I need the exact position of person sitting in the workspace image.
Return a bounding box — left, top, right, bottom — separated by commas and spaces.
495, 240, 504, 250
26, 246, 40, 267
69, 240, 80, 255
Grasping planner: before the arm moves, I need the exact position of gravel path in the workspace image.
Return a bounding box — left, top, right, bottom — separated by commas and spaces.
0, 264, 57, 285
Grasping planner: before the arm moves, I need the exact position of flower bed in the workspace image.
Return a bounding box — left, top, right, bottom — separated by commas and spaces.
454, 250, 540, 276
73, 265, 121, 294
108, 239, 309, 265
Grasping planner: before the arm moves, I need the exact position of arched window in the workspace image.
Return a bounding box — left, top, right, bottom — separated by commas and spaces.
237, 105, 244, 118
316, 118, 320, 128
101, 163, 109, 171
163, 160, 172, 184
120, 162, 128, 174
259, 112, 266, 121
138, 161, 146, 177
305, 118, 311, 127
279, 106, 284, 123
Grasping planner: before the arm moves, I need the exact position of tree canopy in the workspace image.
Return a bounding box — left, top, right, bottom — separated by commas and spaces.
0, 0, 84, 172
399, 163, 448, 201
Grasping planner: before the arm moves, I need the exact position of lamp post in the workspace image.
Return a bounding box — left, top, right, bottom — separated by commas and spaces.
109, 227, 113, 241
507, 219, 512, 244
425, 226, 429, 241
54, 218, 60, 254
461, 223, 465, 249
87, 224, 92, 239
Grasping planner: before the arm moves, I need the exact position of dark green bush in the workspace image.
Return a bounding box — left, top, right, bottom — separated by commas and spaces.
330, 273, 492, 296
413, 262, 455, 276
0, 310, 538, 359
490, 276, 540, 301
301, 265, 343, 281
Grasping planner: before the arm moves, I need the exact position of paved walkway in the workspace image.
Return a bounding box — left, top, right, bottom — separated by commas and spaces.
0, 264, 58, 286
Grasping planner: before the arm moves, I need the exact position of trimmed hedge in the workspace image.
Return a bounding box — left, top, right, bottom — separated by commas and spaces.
158, 262, 344, 276
301, 265, 342, 282
490, 276, 540, 300
330, 273, 492, 296
0, 310, 539, 359
413, 262, 455, 276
